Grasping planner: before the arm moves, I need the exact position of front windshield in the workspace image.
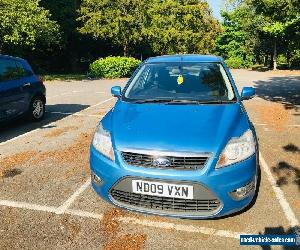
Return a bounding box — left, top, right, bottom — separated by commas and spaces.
124, 62, 236, 103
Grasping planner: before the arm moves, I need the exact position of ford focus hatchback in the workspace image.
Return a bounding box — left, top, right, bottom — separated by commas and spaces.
90, 55, 259, 218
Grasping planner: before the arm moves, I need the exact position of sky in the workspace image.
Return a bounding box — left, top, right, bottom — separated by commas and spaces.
207, 0, 224, 20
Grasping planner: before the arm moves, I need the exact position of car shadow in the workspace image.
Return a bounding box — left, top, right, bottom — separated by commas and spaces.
272, 161, 300, 191
253, 75, 300, 110
0, 103, 89, 144
283, 144, 300, 153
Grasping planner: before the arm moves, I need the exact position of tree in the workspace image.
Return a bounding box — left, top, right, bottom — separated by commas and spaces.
250, 0, 300, 70
217, 0, 300, 69
216, 6, 257, 68
41, 0, 80, 39
0, 0, 60, 53
78, 0, 149, 57
251, 0, 289, 70
146, 0, 221, 55
40, 0, 83, 71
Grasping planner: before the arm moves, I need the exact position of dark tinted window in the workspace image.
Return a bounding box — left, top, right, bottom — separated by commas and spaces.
0, 59, 29, 82
15, 61, 31, 77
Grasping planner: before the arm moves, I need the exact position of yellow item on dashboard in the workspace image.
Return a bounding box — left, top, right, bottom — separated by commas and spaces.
177, 75, 184, 85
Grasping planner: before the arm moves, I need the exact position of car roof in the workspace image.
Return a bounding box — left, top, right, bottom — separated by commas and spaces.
0, 54, 26, 63
145, 54, 223, 63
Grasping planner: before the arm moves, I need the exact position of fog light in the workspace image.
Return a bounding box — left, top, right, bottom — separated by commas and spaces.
230, 179, 255, 200
91, 171, 102, 186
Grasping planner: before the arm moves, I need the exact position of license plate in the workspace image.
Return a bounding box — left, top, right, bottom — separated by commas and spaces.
132, 180, 194, 199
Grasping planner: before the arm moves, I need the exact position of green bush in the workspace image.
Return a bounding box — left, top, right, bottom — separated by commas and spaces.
277, 54, 288, 69
277, 54, 286, 65
225, 56, 254, 69
225, 57, 244, 69
290, 50, 300, 69
89, 56, 141, 78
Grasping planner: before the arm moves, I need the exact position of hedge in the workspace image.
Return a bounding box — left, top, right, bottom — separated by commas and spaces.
89, 56, 141, 78
225, 56, 255, 69
225, 57, 244, 69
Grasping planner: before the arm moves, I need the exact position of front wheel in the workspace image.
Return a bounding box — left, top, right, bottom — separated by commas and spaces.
28, 96, 45, 121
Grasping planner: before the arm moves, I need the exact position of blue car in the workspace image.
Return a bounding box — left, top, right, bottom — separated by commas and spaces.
0, 55, 46, 123
90, 55, 259, 218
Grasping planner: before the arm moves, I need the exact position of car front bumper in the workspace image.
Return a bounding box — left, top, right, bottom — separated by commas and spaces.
90, 146, 258, 219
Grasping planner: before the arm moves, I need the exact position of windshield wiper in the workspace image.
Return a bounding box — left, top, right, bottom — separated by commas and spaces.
165, 100, 203, 104
131, 99, 174, 104
132, 99, 202, 104
199, 100, 237, 104
166, 99, 236, 104
131, 99, 236, 104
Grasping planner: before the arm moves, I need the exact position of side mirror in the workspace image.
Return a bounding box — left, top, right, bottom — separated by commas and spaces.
111, 86, 122, 98
241, 87, 255, 100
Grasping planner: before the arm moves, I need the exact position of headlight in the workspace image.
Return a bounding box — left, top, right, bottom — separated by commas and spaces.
92, 123, 114, 161
216, 129, 255, 169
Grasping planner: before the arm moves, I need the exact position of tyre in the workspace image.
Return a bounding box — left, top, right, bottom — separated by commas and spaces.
28, 96, 45, 121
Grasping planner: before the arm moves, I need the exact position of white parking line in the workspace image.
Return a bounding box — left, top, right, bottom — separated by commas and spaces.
119, 216, 245, 239
56, 178, 91, 214
0, 198, 247, 240
288, 124, 300, 127
0, 128, 42, 147
253, 123, 300, 127
57, 151, 298, 229
0, 152, 298, 239
86, 97, 114, 110
66, 209, 103, 220
253, 123, 267, 126
0, 199, 58, 214
0, 151, 298, 238
0, 97, 114, 147
47, 111, 102, 117
259, 152, 299, 227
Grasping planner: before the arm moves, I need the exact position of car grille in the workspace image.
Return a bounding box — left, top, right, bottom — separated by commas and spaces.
110, 189, 221, 213
121, 151, 209, 170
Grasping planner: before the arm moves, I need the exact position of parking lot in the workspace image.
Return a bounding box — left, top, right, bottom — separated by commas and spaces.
0, 70, 299, 249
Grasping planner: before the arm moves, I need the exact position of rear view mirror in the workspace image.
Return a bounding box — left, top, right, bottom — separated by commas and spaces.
241, 87, 255, 100
111, 86, 122, 98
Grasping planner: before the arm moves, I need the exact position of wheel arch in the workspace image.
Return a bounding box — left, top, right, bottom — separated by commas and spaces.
31, 92, 46, 104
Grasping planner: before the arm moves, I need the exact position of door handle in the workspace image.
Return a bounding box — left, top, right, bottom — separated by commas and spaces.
23, 83, 31, 87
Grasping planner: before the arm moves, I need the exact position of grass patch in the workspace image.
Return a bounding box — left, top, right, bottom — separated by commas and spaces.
251, 65, 270, 72
42, 74, 87, 81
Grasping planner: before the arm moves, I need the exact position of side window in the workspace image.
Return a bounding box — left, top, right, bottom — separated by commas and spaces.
0, 59, 21, 82
129, 66, 151, 94
15, 61, 30, 77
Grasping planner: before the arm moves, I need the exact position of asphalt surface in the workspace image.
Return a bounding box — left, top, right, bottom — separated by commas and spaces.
0, 70, 299, 250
